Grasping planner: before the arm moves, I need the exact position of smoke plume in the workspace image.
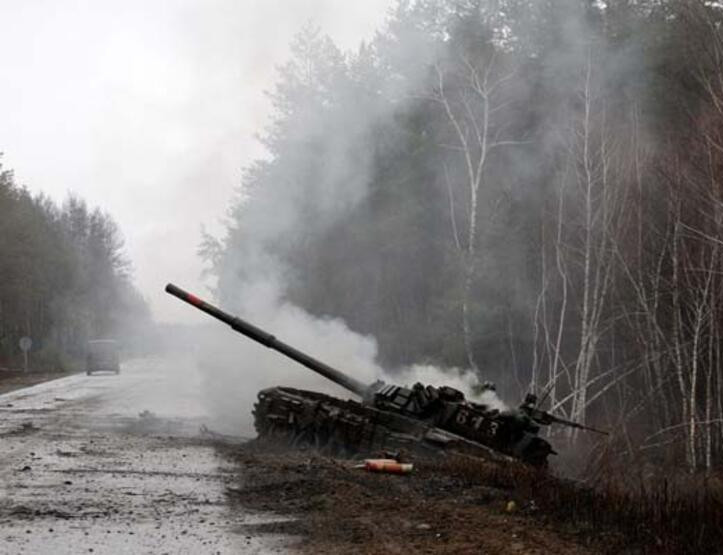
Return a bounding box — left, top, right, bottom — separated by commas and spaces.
193, 6, 512, 434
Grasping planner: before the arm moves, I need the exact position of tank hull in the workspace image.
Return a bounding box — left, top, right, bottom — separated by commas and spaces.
253, 386, 551, 465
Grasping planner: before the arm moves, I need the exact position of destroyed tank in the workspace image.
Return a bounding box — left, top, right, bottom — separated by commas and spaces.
166, 283, 606, 467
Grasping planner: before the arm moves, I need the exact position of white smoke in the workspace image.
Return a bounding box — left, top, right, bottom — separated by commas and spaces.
195, 276, 380, 435
196, 275, 507, 435
193, 9, 511, 435
394, 364, 508, 412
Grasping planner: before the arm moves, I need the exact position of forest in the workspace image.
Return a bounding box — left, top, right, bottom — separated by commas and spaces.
0, 160, 148, 370
203, 0, 723, 472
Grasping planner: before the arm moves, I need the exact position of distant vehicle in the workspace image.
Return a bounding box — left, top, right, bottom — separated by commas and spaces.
86, 339, 120, 375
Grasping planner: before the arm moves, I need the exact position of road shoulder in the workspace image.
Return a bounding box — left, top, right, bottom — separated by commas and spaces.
221, 443, 597, 554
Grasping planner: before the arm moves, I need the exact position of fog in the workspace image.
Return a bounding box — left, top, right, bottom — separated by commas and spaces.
0, 0, 393, 324
0, 0, 509, 435
187, 3, 512, 432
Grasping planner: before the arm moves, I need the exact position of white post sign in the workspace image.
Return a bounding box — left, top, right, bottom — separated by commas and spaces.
19, 336, 32, 372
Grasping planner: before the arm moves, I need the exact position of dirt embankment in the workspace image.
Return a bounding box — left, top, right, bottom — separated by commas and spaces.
222, 443, 599, 555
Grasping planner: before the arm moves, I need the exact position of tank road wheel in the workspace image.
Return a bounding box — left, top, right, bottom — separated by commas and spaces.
290, 425, 319, 449
264, 422, 287, 443
290, 429, 307, 448
252, 388, 372, 458
313, 428, 326, 451
262, 421, 276, 439
274, 422, 295, 444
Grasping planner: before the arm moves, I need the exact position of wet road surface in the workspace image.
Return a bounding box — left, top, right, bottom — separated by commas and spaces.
0, 358, 293, 554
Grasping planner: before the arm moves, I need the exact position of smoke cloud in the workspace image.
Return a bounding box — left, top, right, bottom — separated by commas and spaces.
190, 5, 512, 434
195, 258, 508, 435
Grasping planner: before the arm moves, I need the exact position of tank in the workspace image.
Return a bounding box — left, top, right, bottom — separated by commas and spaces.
165, 283, 606, 466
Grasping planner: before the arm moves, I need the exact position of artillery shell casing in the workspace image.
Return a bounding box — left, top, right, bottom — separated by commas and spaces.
363, 460, 413, 474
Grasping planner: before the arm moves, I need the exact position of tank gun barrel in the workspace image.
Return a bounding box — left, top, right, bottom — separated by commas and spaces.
165, 283, 370, 397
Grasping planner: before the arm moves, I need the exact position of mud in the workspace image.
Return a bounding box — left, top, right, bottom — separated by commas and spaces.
221, 443, 598, 554
0, 358, 295, 554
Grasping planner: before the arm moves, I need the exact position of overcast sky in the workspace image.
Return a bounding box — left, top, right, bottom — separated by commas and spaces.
0, 0, 393, 323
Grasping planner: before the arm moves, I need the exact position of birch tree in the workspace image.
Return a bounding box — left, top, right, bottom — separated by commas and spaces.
431, 47, 524, 373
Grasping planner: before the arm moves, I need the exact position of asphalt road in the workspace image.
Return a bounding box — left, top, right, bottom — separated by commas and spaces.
0, 358, 293, 555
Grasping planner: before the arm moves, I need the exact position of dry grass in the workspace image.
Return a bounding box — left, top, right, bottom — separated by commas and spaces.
226, 443, 593, 554
431, 454, 723, 554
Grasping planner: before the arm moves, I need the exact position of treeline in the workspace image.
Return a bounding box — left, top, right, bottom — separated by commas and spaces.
208, 1, 723, 470
0, 160, 149, 370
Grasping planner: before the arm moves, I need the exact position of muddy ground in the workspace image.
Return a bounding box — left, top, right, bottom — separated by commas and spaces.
221, 442, 604, 554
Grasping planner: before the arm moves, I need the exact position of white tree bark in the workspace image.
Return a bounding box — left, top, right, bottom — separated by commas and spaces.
433, 58, 522, 373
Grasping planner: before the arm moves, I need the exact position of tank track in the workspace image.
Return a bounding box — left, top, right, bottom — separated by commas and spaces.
253, 386, 511, 461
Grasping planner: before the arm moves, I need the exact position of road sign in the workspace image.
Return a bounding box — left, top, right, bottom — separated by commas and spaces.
19, 336, 32, 352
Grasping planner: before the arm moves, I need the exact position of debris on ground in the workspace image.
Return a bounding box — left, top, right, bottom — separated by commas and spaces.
3, 421, 40, 437
222, 442, 594, 554
354, 458, 414, 474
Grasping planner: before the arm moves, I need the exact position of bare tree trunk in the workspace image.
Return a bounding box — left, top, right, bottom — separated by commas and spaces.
671, 197, 692, 468
433, 58, 522, 374
567, 52, 618, 429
